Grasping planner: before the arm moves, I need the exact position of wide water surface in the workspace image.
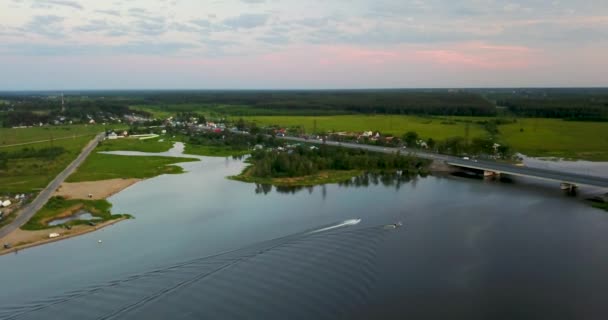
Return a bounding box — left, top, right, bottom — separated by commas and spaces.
1, 145, 608, 318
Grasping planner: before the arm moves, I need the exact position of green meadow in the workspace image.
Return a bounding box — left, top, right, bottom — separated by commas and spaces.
67, 152, 199, 182
0, 135, 96, 193
97, 137, 175, 153
240, 115, 608, 161
0, 125, 111, 147
499, 119, 608, 160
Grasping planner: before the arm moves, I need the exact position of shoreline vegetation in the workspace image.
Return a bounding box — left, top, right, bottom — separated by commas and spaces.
230, 144, 430, 187
22, 196, 132, 231
1, 139, 200, 254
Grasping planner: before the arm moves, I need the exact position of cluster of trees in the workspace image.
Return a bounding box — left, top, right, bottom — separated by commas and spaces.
0, 147, 66, 169
5, 111, 51, 127
174, 112, 205, 123
248, 145, 429, 178
0, 96, 151, 127
187, 132, 276, 150
434, 137, 510, 158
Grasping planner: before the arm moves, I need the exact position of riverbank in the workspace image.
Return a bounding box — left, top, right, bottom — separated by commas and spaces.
0, 142, 196, 253
0, 217, 127, 256
1, 179, 141, 253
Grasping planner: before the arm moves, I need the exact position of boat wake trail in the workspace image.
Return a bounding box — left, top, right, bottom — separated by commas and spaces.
309, 218, 362, 234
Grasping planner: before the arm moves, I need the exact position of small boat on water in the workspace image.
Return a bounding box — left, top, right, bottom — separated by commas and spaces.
384, 221, 403, 229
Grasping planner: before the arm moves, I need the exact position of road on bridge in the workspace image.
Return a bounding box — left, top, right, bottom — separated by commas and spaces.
280, 136, 608, 189
0, 133, 104, 240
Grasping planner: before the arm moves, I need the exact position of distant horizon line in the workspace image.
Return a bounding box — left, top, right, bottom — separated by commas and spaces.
1, 86, 608, 93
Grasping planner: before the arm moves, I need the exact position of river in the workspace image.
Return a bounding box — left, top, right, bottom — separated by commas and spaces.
1, 146, 607, 319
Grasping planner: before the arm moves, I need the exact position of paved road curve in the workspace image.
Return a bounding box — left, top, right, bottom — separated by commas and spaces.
281, 136, 608, 189
0, 133, 104, 240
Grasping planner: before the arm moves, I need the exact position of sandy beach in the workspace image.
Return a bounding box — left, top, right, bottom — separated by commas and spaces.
53, 178, 141, 200
0, 217, 127, 256
1, 178, 141, 255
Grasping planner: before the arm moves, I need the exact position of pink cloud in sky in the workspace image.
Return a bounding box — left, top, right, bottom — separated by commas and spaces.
1, 41, 596, 89
413, 42, 539, 69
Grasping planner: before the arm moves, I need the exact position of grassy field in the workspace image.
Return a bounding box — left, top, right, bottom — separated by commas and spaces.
240, 115, 608, 161
0, 125, 114, 147
67, 153, 199, 182
242, 115, 487, 140
499, 119, 608, 160
230, 167, 362, 187
97, 137, 175, 153
21, 196, 130, 230
0, 135, 96, 193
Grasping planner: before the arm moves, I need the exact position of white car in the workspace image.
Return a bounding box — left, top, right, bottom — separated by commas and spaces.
462, 157, 470, 160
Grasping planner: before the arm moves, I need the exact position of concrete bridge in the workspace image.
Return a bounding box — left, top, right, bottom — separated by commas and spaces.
280, 136, 608, 190
444, 158, 608, 190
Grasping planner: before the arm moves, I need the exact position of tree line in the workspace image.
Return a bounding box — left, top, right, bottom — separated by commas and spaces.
248, 145, 429, 179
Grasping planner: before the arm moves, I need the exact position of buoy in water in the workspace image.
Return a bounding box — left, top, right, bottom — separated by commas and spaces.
98, 240, 102, 244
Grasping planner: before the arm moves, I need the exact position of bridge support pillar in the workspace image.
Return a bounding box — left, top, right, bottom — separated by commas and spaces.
484, 170, 500, 177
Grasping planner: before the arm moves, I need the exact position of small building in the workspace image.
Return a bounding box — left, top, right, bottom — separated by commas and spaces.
1, 200, 12, 207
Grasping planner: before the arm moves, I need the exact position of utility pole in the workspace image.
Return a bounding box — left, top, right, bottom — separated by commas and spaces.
61, 93, 65, 113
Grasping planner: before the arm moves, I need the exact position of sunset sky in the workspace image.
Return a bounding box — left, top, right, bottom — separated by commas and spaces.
1, 0, 607, 89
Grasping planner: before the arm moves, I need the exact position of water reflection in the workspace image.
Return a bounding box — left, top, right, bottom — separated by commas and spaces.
253, 171, 424, 195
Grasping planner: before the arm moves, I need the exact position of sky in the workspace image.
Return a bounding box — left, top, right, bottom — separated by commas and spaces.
0, 0, 607, 90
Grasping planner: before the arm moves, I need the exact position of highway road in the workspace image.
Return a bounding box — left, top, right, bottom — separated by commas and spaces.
0, 133, 104, 240
281, 136, 608, 189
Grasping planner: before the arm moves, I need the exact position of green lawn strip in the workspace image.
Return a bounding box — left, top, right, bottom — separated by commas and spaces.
97, 137, 174, 153
0, 135, 97, 193
67, 153, 199, 182
184, 144, 250, 157
229, 165, 362, 187
21, 196, 131, 230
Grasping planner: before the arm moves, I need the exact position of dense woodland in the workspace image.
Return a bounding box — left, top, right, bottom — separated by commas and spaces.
2, 88, 608, 126
140, 90, 497, 116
